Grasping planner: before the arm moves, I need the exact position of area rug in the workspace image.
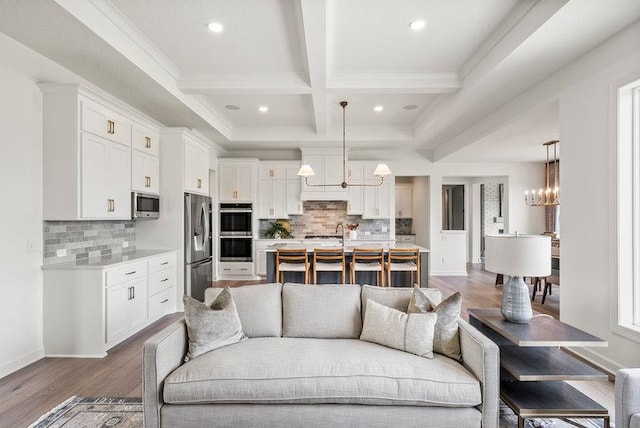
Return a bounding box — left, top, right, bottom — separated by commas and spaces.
30, 397, 605, 428
29, 396, 142, 428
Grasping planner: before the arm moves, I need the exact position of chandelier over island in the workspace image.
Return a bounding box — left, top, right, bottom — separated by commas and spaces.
297, 101, 392, 188
525, 140, 559, 206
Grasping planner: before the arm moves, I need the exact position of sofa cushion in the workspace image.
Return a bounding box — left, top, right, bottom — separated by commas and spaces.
361, 285, 442, 319
282, 283, 362, 338
360, 299, 437, 359
204, 284, 282, 337
408, 287, 463, 361
183, 291, 246, 362
163, 337, 481, 407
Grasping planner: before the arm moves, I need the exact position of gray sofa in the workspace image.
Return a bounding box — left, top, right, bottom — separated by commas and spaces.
616, 368, 640, 428
143, 284, 499, 428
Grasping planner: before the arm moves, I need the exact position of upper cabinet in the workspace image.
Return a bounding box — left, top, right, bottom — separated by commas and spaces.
347, 163, 364, 215
40, 84, 161, 220
184, 137, 209, 195
395, 183, 413, 219
132, 123, 160, 195
300, 148, 348, 201
218, 159, 257, 203
362, 164, 394, 219
257, 162, 303, 219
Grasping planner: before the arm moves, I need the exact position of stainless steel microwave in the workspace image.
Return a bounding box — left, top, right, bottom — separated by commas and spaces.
132, 192, 160, 219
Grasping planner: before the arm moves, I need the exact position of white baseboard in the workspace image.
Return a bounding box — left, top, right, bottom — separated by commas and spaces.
44, 353, 106, 358
564, 346, 622, 377
0, 347, 44, 380
430, 270, 468, 276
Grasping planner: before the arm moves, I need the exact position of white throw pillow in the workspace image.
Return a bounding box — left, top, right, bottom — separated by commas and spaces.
360, 298, 437, 359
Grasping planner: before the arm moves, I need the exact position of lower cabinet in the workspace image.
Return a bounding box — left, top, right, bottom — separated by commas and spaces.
43, 251, 177, 357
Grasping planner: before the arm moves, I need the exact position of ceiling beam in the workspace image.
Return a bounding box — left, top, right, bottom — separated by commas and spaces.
413, 0, 569, 156
299, 0, 328, 135
328, 72, 461, 94
178, 72, 312, 95
53, 0, 233, 140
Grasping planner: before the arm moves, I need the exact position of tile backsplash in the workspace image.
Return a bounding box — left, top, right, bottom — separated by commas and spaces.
43, 220, 135, 264
395, 218, 412, 235
259, 201, 390, 239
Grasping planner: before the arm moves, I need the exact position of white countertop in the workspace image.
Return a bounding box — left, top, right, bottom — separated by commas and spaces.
42, 249, 176, 270
265, 243, 429, 253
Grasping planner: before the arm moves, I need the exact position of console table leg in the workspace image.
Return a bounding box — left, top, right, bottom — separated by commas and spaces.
518, 416, 525, 428
603, 416, 610, 428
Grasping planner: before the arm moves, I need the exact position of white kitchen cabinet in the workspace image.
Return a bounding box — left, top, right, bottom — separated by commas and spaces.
363, 164, 393, 219
286, 165, 303, 215
258, 180, 287, 219
254, 239, 303, 276
347, 163, 364, 215
219, 159, 257, 202
132, 124, 160, 157
132, 150, 160, 194
395, 183, 413, 218
300, 148, 348, 201
40, 83, 162, 220
106, 276, 147, 346
43, 251, 177, 357
184, 137, 209, 195
396, 235, 417, 244
81, 133, 131, 219
258, 165, 286, 180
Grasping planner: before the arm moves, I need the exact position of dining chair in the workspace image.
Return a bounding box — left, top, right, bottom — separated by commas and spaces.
312, 248, 346, 284
350, 247, 385, 286
385, 247, 420, 287
275, 248, 310, 284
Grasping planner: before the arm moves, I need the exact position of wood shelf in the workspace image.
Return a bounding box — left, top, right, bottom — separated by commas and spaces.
500, 345, 608, 381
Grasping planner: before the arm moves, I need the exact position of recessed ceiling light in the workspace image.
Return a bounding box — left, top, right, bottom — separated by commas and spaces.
258, 106, 269, 113
409, 20, 426, 31
374, 105, 384, 112
208, 22, 224, 33
225, 104, 240, 111
403, 104, 418, 110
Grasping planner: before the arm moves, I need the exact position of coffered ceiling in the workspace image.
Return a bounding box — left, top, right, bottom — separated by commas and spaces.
0, 0, 639, 160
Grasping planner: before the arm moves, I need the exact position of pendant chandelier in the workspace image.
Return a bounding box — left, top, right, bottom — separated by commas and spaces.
297, 101, 392, 188
525, 140, 559, 206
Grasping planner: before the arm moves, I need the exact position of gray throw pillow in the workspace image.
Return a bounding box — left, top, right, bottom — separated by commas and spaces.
360, 299, 437, 359
407, 286, 462, 361
183, 288, 246, 362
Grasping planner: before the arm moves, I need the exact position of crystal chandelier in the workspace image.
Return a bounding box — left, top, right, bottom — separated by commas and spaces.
297, 101, 392, 188
525, 140, 559, 206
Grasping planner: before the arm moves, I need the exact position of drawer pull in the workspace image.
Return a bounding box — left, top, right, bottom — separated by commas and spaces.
160, 262, 169, 266
125, 271, 137, 275
240, 268, 248, 271
161, 278, 169, 282
145, 136, 151, 148
160, 299, 169, 304
223, 268, 231, 271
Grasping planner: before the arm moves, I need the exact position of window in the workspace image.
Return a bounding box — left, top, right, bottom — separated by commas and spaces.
615, 76, 640, 340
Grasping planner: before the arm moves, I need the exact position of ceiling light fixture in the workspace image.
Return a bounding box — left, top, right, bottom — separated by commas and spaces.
258, 106, 269, 113
297, 101, 392, 188
525, 140, 559, 206
409, 20, 426, 31
374, 105, 384, 112
208, 22, 224, 33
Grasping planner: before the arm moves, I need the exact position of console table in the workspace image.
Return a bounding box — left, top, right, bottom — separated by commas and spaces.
468, 308, 609, 428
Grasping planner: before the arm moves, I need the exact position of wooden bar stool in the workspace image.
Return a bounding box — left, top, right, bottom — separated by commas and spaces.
350, 247, 385, 286
386, 247, 420, 287
312, 248, 346, 284
276, 248, 310, 284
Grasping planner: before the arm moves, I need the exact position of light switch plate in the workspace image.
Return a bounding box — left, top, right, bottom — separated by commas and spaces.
56, 249, 67, 257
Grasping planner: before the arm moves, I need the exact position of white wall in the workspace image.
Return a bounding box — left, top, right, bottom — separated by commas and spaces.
0, 64, 44, 378
559, 48, 640, 370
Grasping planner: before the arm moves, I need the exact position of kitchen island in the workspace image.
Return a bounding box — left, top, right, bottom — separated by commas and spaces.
265, 243, 429, 287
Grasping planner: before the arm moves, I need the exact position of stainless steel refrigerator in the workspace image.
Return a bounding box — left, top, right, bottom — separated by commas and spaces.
185, 193, 212, 301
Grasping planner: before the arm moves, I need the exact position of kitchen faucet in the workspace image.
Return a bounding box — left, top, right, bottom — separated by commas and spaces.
336, 222, 345, 249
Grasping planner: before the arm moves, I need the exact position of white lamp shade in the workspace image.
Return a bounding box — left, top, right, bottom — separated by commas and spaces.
485, 234, 551, 277
373, 163, 392, 176
297, 164, 315, 177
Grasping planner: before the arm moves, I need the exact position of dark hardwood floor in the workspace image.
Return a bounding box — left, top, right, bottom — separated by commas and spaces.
1, 264, 611, 427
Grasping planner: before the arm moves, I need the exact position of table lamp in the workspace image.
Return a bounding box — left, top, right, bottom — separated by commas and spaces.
485, 234, 551, 323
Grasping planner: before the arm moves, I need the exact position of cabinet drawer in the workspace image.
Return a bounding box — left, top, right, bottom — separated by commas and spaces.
149, 286, 175, 320
218, 261, 253, 276
81, 101, 131, 147
148, 267, 176, 296
132, 125, 160, 157
148, 253, 176, 273
397, 235, 416, 243
106, 261, 147, 286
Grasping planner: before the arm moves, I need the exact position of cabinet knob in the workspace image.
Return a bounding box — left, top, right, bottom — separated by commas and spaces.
197, 178, 202, 189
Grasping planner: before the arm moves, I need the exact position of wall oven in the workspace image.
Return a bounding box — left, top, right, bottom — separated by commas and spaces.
219, 203, 253, 262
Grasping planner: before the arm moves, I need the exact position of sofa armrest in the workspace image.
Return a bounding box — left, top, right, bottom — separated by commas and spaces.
143, 319, 188, 428
616, 368, 640, 428
458, 318, 499, 428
